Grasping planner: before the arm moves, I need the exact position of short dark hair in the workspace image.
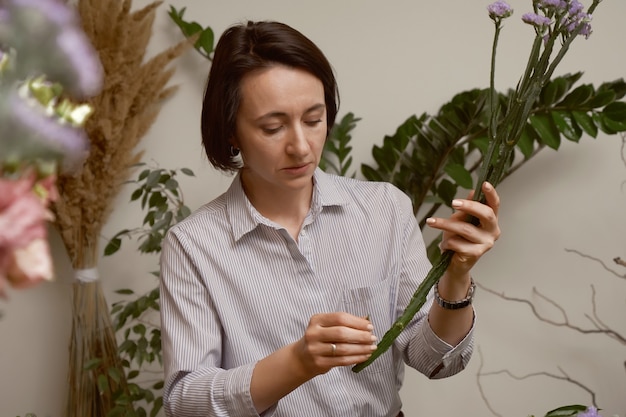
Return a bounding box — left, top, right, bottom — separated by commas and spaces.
200, 21, 339, 172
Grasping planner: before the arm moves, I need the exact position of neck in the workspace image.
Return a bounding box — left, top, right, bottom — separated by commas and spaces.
240, 171, 314, 239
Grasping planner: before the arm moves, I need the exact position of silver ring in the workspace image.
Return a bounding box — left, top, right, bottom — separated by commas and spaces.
331, 343, 336, 356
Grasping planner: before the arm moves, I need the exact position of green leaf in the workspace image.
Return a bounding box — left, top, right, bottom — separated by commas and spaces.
97, 374, 109, 394
541, 76, 566, 106
551, 111, 582, 142
138, 169, 150, 181
443, 162, 473, 189
543, 404, 588, 417
436, 179, 457, 205
104, 238, 122, 256
603, 101, 626, 122
181, 167, 195, 176
198, 28, 215, 55
571, 111, 598, 138
529, 113, 560, 149
83, 358, 102, 370
587, 90, 616, 108
130, 188, 143, 202
145, 170, 162, 188
150, 397, 163, 417
557, 83, 593, 107
133, 324, 147, 336
516, 123, 538, 158
164, 178, 179, 191
108, 367, 122, 384
115, 288, 134, 295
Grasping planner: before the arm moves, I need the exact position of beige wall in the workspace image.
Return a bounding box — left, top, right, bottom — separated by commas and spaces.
1, 0, 625, 416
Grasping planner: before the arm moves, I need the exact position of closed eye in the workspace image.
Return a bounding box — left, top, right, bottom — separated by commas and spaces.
305, 119, 323, 127
262, 126, 282, 134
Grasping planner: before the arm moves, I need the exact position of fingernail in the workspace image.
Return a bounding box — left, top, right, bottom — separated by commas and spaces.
484, 182, 492, 190
426, 218, 435, 225
371, 334, 378, 342
370, 344, 377, 351
452, 199, 462, 208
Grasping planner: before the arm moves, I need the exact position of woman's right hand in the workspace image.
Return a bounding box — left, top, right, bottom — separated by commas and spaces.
295, 312, 378, 376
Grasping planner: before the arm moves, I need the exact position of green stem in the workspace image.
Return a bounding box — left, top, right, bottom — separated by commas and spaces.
352, 251, 454, 372
352, 0, 603, 374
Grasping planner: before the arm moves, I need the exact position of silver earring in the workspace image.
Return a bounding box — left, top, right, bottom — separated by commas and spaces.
230, 145, 240, 157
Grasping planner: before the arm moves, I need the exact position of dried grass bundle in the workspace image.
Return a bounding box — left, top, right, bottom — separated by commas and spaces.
52, 1, 192, 415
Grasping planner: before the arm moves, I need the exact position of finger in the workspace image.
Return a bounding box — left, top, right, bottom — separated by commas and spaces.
329, 340, 378, 358
312, 312, 373, 332
481, 181, 500, 216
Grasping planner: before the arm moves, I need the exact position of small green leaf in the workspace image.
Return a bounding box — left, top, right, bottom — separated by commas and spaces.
198, 27, 215, 55
83, 358, 102, 370
443, 162, 473, 189
133, 324, 147, 336
551, 111, 582, 142
104, 238, 122, 256
587, 90, 616, 108
557, 84, 593, 107
571, 111, 598, 138
145, 170, 162, 188
130, 188, 143, 201
603, 101, 626, 122
108, 367, 122, 384
97, 374, 109, 394
115, 288, 134, 295
530, 114, 560, 149
181, 167, 195, 176
138, 169, 150, 181
543, 404, 587, 417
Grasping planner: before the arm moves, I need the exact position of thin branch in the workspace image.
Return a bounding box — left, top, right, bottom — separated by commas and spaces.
478, 365, 598, 409
583, 285, 626, 345
564, 248, 626, 280
478, 284, 626, 342
476, 347, 504, 417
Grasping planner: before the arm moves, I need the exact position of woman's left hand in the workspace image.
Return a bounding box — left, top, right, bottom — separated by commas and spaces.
425, 181, 501, 277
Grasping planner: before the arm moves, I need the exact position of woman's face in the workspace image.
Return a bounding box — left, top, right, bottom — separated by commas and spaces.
234, 64, 327, 198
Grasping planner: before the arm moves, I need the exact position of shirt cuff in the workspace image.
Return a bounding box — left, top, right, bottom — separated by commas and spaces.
413, 307, 476, 374
215, 362, 261, 416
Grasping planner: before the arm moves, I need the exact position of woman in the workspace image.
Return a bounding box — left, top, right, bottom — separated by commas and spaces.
160, 20, 501, 417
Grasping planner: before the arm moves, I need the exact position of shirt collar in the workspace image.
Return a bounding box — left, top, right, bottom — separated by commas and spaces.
225, 168, 348, 242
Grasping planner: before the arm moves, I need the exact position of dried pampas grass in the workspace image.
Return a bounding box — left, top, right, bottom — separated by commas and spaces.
52, 1, 192, 415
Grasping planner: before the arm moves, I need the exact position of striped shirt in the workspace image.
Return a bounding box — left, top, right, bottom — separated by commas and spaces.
159, 168, 474, 417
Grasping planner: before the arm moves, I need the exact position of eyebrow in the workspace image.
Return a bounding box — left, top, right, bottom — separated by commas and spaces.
255, 103, 326, 122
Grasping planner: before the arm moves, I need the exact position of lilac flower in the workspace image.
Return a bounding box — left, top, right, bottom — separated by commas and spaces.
577, 406, 602, 417
2, 0, 103, 97
522, 12, 553, 28
569, 0, 585, 16
1, 90, 90, 172
487, 0, 513, 21
539, 0, 562, 8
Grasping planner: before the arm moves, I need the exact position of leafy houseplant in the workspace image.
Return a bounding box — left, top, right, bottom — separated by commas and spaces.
103, 163, 194, 417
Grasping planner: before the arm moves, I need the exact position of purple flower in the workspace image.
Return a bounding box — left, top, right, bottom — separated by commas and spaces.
577, 406, 602, 417
1, 91, 89, 172
539, 0, 562, 8
569, 0, 585, 16
2, 0, 103, 97
487, 0, 513, 20
522, 12, 553, 28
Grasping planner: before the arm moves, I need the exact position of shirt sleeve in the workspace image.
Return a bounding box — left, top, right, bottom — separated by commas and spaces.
159, 227, 264, 417
389, 186, 476, 379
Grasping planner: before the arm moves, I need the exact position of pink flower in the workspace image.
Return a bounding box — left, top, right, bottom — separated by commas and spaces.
0, 173, 56, 298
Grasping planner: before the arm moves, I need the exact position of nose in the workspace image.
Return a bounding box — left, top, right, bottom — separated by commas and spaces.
285, 123, 310, 156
